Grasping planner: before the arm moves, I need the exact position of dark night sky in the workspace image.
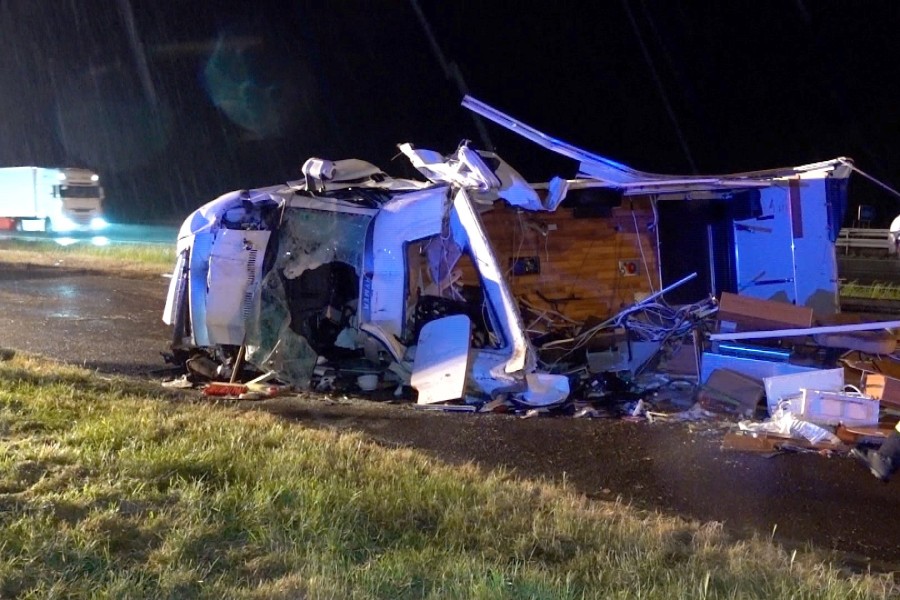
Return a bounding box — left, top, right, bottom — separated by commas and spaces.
2, 2, 899, 225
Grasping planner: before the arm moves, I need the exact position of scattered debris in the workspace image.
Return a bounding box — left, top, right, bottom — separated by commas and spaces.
479, 397, 512, 413
722, 430, 841, 456
763, 368, 844, 416
698, 368, 764, 418
574, 406, 601, 419
356, 374, 379, 392
413, 403, 477, 413
860, 372, 900, 410
522, 408, 547, 419
203, 382, 248, 397
161, 375, 194, 389
835, 424, 895, 445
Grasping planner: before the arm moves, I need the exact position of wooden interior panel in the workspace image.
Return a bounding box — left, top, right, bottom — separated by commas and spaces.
459, 200, 661, 323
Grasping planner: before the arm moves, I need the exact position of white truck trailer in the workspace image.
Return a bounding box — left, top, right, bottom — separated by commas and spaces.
0, 166, 106, 233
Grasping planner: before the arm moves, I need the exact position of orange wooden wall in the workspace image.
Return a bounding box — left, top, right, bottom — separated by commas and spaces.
462, 199, 661, 322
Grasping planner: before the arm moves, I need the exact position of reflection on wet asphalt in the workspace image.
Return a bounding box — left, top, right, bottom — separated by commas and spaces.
0, 264, 172, 376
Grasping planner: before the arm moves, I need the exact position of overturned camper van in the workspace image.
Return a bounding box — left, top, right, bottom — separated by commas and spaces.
163, 97, 854, 405
162, 145, 571, 405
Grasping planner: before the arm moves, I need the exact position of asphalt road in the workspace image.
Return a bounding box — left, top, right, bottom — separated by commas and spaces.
0, 263, 173, 376
0, 260, 898, 573
0, 223, 179, 247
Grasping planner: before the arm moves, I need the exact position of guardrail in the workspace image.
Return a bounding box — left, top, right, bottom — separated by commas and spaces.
835, 227, 890, 253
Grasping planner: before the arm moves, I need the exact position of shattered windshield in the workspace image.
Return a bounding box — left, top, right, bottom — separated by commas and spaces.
245, 207, 373, 386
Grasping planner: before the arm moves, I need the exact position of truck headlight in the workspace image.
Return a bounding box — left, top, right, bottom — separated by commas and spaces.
52, 215, 78, 233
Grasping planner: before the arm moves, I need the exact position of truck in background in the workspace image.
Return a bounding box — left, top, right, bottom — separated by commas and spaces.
0, 166, 107, 233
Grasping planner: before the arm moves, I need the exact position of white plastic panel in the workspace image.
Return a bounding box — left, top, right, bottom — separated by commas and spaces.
763, 368, 844, 416
205, 229, 270, 345
411, 314, 472, 405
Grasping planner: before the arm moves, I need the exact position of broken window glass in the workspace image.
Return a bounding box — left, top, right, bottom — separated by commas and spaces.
245, 207, 373, 386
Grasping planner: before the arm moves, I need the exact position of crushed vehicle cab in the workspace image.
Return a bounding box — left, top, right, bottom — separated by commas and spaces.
162, 144, 569, 406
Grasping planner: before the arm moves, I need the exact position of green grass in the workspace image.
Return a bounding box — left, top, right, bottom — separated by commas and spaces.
840, 280, 900, 301
0, 353, 895, 599
0, 239, 174, 276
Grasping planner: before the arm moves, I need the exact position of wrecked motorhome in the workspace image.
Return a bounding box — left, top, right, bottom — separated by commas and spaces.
160, 97, 900, 474
163, 96, 888, 415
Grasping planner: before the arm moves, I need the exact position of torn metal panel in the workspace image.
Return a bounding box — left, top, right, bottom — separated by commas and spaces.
449, 188, 533, 377
365, 186, 449, 338
461, 95, 852, 194
363, 180, 533, 386
400, 142, 549, 211
400, 143, 500, 194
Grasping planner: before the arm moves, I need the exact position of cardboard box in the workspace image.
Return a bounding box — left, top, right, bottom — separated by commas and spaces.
861, 372, 900, 410
717, 292, 814, 332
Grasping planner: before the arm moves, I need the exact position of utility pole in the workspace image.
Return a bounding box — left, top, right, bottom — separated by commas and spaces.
408, 0, 495, 152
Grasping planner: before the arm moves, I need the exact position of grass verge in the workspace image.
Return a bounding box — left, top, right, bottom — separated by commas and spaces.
0, 352, 896, 599
840, 280, 900, 301
0, 239, 174, 277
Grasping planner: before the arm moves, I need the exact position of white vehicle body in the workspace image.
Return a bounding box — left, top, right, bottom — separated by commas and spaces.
162, 149, 569, 405
0, 166, 106, 232
162, 98, 857, 402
